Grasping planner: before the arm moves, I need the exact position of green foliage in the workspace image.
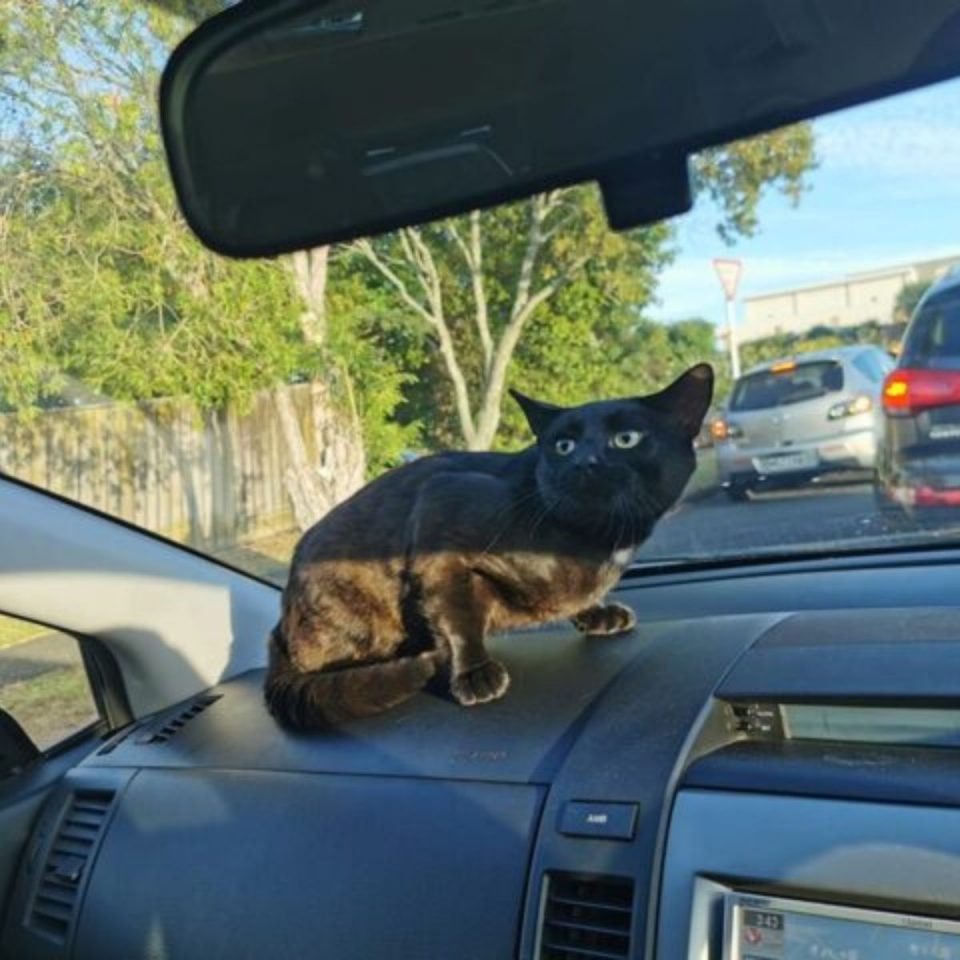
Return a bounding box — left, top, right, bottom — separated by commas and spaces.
326, 274, 424, 472
896, 280, 934, 322
504, 310, 729, 446
0, 0, 410, 471
693, 125, 817, 242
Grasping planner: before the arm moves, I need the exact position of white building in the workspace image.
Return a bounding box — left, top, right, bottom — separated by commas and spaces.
739, 254, 960, 344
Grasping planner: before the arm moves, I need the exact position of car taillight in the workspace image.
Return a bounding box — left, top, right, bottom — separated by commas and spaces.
882, 369, 960, 415
711, 419, 742, 441
827, 395, 872, 419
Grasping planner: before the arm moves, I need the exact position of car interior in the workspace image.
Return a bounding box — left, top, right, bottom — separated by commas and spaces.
7, 2, 960, 960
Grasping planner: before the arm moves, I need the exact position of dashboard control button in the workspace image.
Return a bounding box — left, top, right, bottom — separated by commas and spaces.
559, 801, 638, 840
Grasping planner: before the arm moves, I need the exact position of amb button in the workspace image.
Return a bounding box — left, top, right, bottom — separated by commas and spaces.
559, 801, 638, 840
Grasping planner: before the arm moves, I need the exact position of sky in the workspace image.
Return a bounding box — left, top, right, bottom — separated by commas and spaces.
652, 75, 960, 332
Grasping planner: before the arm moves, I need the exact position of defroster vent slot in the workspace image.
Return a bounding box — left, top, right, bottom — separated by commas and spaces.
136, 693, 221, 745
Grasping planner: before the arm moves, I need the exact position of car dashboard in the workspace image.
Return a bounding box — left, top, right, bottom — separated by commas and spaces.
5, 555, 960, 960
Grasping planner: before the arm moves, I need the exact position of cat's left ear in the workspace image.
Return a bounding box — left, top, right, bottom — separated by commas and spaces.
640, 363, 714, 439
510, 389, 564, 437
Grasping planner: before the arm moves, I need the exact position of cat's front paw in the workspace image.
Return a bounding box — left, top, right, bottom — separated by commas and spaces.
451, 659, 511, 706
572, 602, 636, 637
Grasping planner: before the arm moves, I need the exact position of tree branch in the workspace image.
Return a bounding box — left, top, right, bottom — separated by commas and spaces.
508, 194, 550, 325
474, 234, 590, 447
355, 237, 478, 445
353, 238, 436, 326
468, 211, 493, 372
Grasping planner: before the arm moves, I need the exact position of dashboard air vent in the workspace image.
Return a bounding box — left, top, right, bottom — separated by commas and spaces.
136, 693, 221, 745
28, 789, 115, 942
539, 872, 634, 959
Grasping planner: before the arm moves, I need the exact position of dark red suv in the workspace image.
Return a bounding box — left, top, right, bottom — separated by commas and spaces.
877, 272, 960, 509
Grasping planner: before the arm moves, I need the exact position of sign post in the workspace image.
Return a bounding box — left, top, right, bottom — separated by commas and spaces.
713, 258, 743, 380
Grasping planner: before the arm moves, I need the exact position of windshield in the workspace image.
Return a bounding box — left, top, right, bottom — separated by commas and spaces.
3, 3, 960, 584
730, 363, 844, 412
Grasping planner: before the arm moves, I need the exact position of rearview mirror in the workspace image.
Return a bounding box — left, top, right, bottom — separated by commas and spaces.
161, 0, 960, 258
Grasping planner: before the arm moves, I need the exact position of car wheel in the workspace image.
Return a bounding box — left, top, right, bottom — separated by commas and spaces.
725, 483, 752, 503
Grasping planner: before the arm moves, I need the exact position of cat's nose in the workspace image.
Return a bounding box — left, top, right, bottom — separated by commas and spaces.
574, 454, 600, 471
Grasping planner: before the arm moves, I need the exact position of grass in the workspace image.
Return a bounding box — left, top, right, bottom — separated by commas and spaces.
0, 615, 47, 651
1, 666, 97, 751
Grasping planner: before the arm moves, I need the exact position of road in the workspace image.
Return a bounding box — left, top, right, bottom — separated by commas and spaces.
0, 631, 77, 686
639, 480, 960, 561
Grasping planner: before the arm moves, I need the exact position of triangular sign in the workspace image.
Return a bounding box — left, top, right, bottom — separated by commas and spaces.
713, 258, 742, 301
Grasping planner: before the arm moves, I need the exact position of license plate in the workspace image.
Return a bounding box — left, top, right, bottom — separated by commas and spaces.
754, 451, 817, 473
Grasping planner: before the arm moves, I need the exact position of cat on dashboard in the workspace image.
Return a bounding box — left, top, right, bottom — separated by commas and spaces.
265, 363, 713, 728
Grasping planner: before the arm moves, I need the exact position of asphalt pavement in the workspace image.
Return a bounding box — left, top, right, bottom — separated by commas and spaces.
0, 632, 77, 687
639, 480, 960, 562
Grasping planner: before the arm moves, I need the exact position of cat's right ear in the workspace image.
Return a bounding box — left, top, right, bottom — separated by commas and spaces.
510, 389, 564, 437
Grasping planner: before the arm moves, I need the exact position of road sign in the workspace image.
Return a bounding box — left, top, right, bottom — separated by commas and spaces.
713, 258, 742, 301
713, 258, 743, 379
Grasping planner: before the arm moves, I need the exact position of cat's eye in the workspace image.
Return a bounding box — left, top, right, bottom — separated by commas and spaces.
611, 430, 644, 449
555, 438, 576, 456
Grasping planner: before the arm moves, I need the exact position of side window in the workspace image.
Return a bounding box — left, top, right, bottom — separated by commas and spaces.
0, 613, 101, 752
904, 294, 960, 368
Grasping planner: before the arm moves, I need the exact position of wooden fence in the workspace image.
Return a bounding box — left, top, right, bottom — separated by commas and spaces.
0, 386, 315, 551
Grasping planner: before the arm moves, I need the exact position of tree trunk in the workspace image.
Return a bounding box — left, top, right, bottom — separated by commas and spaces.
274, 386, 327, 532
276, 245, 367, 532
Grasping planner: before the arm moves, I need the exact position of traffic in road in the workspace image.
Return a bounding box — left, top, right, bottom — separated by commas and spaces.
638, 480, 960, 564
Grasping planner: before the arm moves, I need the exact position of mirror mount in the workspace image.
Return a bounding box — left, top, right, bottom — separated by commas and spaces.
598, 153, 692, 233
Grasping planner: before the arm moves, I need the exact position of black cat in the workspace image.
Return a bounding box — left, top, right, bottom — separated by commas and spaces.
265, 363, 714, 728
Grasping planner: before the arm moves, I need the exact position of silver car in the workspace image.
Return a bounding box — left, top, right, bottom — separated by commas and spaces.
714, 346, 893, 501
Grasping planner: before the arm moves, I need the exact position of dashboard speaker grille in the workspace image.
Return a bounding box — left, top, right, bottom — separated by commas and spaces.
28, 789, 115, 943
539, 872, 634, 959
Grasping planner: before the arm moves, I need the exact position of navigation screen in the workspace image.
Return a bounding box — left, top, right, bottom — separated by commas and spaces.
727, 894, 960, 960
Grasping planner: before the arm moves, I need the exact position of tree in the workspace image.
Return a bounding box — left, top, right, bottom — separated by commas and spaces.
354, 125, 816, 450
0, 1, 415, 533
354, 188, 670, 449
896, 280, 933, 322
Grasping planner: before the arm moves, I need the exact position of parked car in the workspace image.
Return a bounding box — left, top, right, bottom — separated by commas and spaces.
714, 346, 893, 501
877, 271, 960, 509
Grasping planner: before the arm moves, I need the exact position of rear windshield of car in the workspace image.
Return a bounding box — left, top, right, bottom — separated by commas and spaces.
902, 291, 960, 369
729, 361, 845, 412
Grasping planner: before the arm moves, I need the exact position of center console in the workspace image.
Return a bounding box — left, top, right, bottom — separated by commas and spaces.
658, 606, 960, 960
661, 790, 960, 959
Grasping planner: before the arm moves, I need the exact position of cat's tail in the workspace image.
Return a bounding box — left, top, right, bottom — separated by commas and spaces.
263, 626, 444, 729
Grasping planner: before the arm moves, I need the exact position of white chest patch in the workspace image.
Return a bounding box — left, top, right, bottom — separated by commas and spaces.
612, 546, 637, 567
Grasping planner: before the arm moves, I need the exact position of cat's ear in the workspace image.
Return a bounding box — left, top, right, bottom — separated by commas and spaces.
509, 389, 564, 437
640, 363, 714, 439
